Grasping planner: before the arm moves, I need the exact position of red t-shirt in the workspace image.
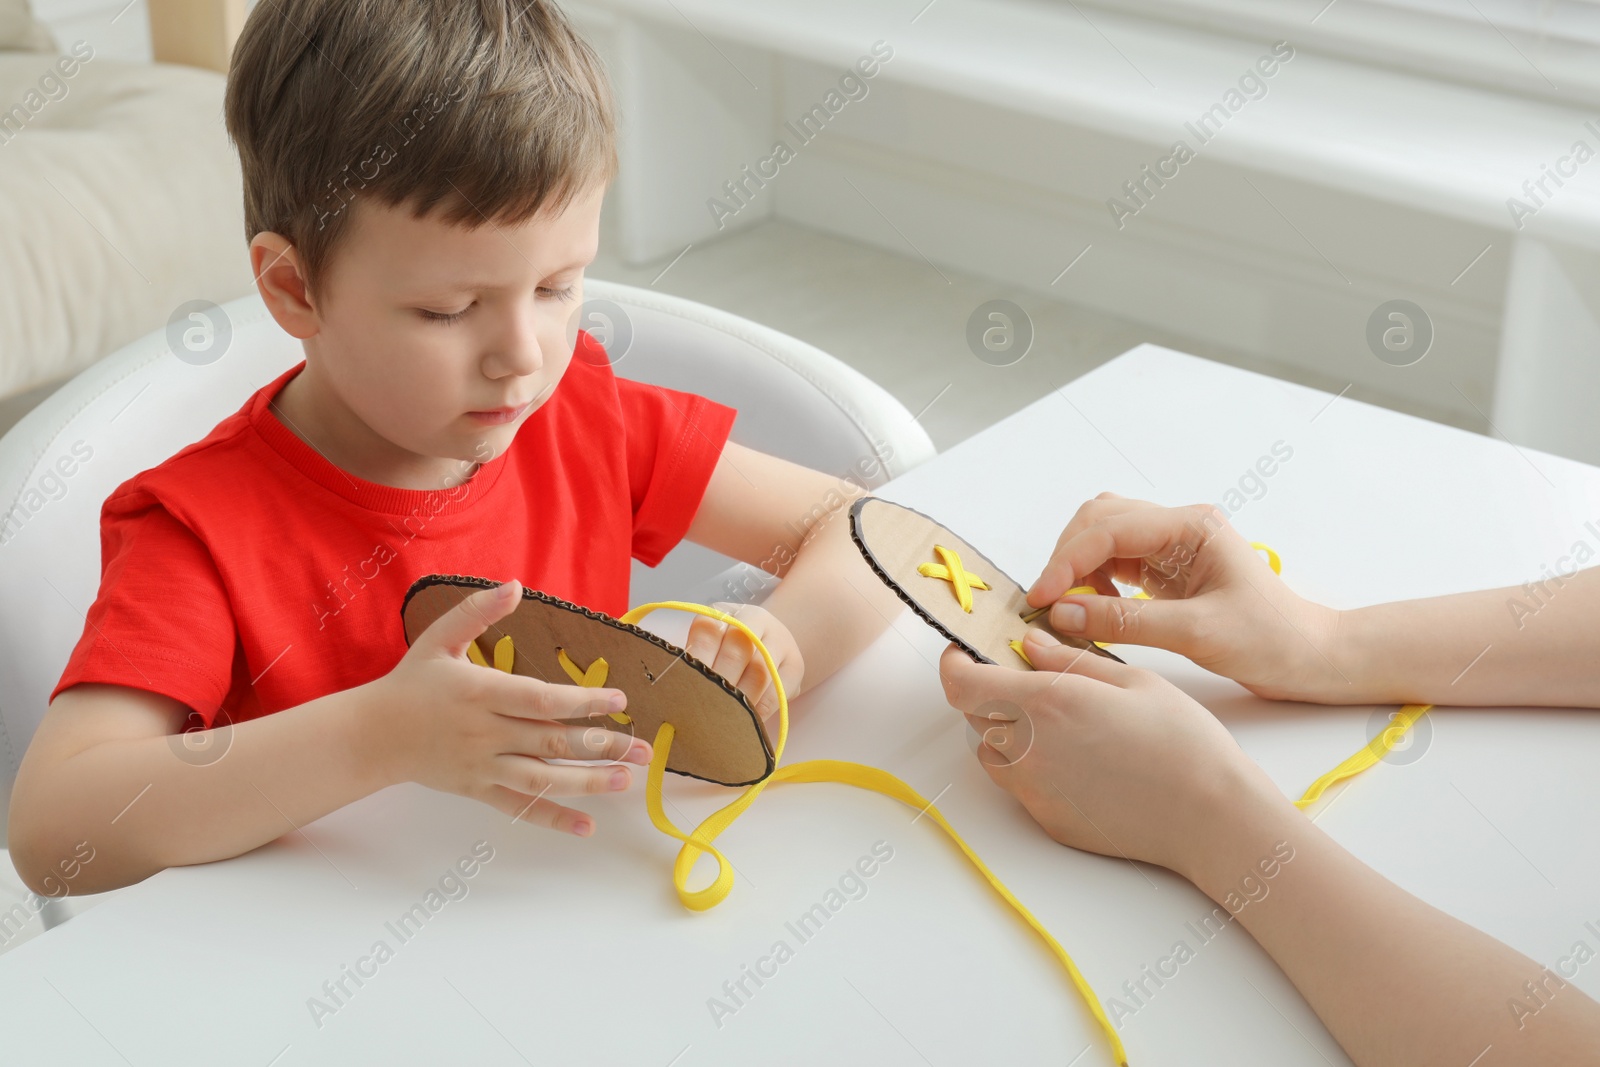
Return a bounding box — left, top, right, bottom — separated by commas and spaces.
50, 330, 737, 728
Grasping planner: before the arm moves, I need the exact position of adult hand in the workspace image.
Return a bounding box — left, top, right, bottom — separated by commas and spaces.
938, 629, 1281, 879
1024, 493, 1345, 703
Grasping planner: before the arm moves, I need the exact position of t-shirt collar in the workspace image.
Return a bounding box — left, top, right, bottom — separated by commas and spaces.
248, 361, 508, 516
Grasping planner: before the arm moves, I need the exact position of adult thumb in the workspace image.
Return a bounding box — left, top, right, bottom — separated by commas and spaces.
1045, 591, 1199, 656
418, 579, 523, 660
1020, 628, 1136, 685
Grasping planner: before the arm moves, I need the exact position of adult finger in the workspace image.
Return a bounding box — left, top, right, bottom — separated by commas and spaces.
958, 633, 1137, 763
938, 642, 1107, 718
962, 693, 1058, 772
961, 706, 1029, 763
971, 740, 1022, 791
1028, 504, 1223, 606
1030, 504, 1197, 604
1040, 494, 1147, 561
1018, 629, 1144, 683
1028, 496, 1154, 601
1042, 589, 1206, 657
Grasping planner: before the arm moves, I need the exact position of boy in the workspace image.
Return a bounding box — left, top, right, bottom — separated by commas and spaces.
7, 0, 905, 895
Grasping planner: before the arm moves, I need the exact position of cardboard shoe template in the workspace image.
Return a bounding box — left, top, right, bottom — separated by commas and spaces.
847, 495, 1123, 667
400, 575, 775, 788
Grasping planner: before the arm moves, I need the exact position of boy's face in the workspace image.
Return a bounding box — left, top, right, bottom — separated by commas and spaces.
303, 180, 605, 474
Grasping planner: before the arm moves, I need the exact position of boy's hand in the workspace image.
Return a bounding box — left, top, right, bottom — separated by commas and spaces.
1024, 494, 1343, 703
366, 580, 653, 837
683, 602, 805, 723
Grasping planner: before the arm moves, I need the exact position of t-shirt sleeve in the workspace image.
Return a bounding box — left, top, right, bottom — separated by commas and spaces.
50, 488, 238, 725
614, 374, 738, 568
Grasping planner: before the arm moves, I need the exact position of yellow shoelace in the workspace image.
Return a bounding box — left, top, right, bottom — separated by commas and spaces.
919, 541, 1432, 810
917, 543, 991, 612
468, 600, 1129, 1067
466, 544, 1425, 1067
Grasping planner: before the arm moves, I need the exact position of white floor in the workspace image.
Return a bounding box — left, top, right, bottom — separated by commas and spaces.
589, 218, 1258, 452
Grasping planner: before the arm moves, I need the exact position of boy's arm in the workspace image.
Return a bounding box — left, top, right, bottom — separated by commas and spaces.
10, 583, 653, 895
683, 442, 905, 693
9, 682, 386, 896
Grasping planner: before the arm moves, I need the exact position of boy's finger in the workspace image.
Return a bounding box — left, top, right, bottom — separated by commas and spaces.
752, 685, 778, 722
484, 784, 596, 837
734, 659, 769, 702
492, 754, 637, 798
709, 633, 754, 692
486, 671, 626, 721
683, 615, 726, 664
504, 718, 648, 765
423, 578, 523, 659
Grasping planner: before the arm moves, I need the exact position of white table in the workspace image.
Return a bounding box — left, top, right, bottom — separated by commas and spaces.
3, 344, 1597, 1066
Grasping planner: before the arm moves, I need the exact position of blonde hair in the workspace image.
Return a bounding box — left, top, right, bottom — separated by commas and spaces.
224, 0, 616, 304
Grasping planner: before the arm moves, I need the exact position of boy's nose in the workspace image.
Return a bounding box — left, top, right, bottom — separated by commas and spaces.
502, 338, 543, 376
486, 311, 544, 378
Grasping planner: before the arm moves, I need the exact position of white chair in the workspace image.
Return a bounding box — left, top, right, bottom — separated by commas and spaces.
0, 279, 935, 917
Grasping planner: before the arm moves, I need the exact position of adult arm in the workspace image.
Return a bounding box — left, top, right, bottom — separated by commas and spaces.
1024, 493, 1600, 707
939, 634, 1600, 1066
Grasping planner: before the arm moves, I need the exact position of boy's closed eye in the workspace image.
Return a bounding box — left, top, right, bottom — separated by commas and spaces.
415, 284, 580, 324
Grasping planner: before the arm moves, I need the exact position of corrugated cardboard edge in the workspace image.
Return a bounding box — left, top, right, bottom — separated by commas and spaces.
399, 574, 776, 787
847, 497, 1124, 667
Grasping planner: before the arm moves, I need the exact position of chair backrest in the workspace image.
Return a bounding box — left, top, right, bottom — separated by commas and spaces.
0, 279, 934, 831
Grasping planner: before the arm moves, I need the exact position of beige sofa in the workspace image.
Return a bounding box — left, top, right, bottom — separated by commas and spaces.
0, 0, 253, 408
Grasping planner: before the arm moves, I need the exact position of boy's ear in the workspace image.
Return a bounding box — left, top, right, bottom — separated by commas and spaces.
249, 232, 319, 340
